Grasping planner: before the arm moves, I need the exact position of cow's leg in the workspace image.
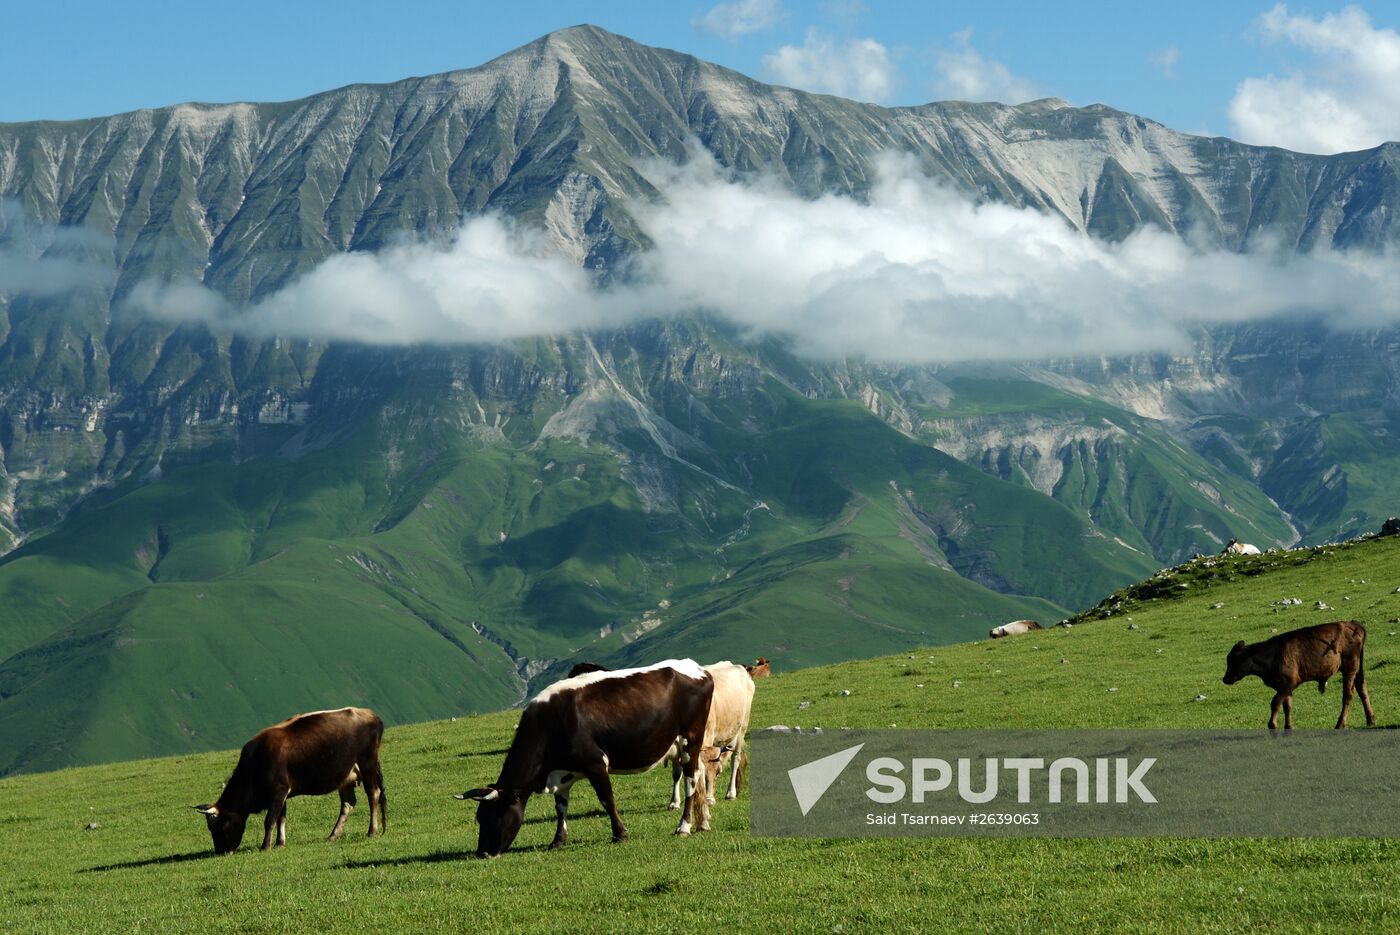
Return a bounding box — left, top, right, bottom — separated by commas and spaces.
583, 767, 627, 843
366, 770, 384, 837
276, 802, 288, 847
705, 752, 722, 807
1337, 668, 1357, 730
674, 739, 710, 834
1283, 694, 1294, 731
1268, 693, 1284, 734
726, 734, 746, 801
1357, 665, 1376, 727
674, 767, 697, 836
263, 786, 289, 850
549, 785, 572, 850
328, 784, 356, 841
668, 757, 683, 810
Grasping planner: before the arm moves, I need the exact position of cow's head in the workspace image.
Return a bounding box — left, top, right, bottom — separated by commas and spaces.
455, 785, 526, 858
192, 804, 246, 854
701, 744, 730, 795
1222, 640, 1250, 684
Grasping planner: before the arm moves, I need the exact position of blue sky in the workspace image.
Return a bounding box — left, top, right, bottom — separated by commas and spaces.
4, 1, 1400, 153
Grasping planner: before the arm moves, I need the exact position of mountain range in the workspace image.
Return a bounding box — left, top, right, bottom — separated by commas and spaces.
1, 25, 1397, 774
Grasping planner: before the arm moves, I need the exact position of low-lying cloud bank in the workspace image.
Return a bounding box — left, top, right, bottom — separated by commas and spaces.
9, 156, 1400, 364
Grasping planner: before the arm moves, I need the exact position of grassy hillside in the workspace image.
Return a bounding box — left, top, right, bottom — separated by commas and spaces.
4, 535, 1400, 932
1, 375, 1158, 776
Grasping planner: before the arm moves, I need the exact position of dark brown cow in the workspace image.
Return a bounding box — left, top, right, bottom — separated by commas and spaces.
1223, 621, 1376, 731
192, 707, 386, 853
745, 658, 772, 678
456, 659, 713, 858
567, 662, 609, 677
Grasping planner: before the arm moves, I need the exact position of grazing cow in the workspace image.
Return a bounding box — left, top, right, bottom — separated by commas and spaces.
567, 662, 609, 677
1222, 538, 1262, 556
667, 662, 756, 809
1222, 621, 1375, 731
456, 660, 713, 857
745, 658, 772, 678
192, 707, 386, 854
990, 619, 1042, 639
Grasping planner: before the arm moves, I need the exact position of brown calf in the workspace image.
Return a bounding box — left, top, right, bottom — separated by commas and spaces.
745, 658, 772, 678
1222, 621, 1375, 731
193, 707, 386, 853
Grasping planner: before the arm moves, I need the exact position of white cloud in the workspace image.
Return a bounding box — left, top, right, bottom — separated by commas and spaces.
0, 200, 113, 298
762, 29, 898, 102
1148, 45, 1181, 79
1228, 4, 1400, 154
933, 28, 1040, 104
695, 0, 784, 41
129, 216, 638, 345
124, 152, 1400, 365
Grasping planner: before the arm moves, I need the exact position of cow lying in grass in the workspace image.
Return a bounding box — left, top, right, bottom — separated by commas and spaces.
1222, 621, 1375, 731
193, 707, 386, 853
990, 620, 1041, 639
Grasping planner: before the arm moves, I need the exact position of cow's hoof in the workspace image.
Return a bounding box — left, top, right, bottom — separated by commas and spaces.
674, 829, 690, 837
549, 839, 566, 850
667, 802, 680, 810
705, 797, 716, 807
611, 833, 629, 844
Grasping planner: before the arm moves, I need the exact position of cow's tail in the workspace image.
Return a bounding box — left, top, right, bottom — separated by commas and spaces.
373, 761, 388, 828
1357, 626, 1368, 691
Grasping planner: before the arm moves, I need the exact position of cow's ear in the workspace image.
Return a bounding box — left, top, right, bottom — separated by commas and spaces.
192, 804, 219, 816
1231, 640, 1246, 652
454, 787, 499, 802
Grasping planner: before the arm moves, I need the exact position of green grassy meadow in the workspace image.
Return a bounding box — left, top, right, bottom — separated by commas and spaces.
4, 536, 1400, 932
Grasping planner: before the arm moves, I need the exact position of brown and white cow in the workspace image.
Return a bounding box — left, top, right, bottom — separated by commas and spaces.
1223, 621, 1376, 731
990, 619, 1042, 639
1222, 538, 1262, 556
668, 661, 755, 809
456, 659, 713, 857
745, 658, 772, 678
192, 707, 386, 854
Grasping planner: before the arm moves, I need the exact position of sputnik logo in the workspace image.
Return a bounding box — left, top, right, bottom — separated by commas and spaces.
787, 743, 865, 816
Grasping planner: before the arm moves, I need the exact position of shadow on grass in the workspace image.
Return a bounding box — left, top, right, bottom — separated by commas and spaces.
338, 842, 555, 869
523, 808, 606, 825
82, 850, 217, 873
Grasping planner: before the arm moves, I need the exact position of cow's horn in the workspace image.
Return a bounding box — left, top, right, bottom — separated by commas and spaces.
454, 787, 499, 801
191, 804, 219, 816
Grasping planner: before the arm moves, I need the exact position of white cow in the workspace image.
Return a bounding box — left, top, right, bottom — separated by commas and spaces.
990, 619, 1042, 639
1222, 538, 1262, 556
668, 661, 755, 810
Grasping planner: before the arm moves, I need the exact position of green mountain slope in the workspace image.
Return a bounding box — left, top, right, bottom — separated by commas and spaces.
0, 375, 1159, 774
3, 534, 1400, 933
915, 376, 1299, 560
